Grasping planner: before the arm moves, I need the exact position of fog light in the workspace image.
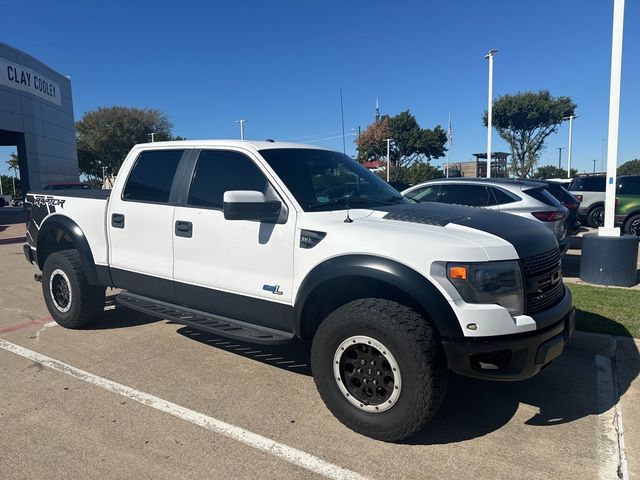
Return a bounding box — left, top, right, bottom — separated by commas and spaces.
466, 323, 477, 330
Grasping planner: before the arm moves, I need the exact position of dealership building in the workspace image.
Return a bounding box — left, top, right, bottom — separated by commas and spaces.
0, 42, 79, 191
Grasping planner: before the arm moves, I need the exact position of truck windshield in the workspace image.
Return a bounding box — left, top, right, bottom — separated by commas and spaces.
260, 148, 406, 212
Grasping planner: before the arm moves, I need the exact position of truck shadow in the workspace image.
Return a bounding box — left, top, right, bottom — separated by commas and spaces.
101, 303, 639, 446
175, 326, 312, 376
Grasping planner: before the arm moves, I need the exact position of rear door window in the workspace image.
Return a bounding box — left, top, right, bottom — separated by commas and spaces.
439, 184, 492, 207
489, 187, 518, 205
122, 150, 184, 203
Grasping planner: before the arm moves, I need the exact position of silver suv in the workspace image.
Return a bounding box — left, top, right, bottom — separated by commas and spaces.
402, 178, 569, 252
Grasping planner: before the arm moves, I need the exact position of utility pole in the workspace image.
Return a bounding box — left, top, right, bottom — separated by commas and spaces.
485, 49, 498, 178
593, 159, 597, 173
385, 138, 393, 182
236, 119, 247, 140
556, 147, 564, 169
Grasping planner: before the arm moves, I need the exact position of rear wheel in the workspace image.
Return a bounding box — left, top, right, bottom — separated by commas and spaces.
624, 214, 640, 236
587, 205, 604, 228
42, 249, 105, 328
311, 298, 447, 442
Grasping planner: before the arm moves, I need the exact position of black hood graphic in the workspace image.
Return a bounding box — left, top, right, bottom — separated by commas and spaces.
377, 202, 558, 258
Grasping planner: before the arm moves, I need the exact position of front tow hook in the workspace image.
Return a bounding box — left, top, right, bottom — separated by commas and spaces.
34, 273, 42, 283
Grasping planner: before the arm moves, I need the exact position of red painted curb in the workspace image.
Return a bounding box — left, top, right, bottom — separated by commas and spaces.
0, 317, 53, 335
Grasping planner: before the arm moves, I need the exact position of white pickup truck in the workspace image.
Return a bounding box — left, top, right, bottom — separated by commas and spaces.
24, 140, 574, 441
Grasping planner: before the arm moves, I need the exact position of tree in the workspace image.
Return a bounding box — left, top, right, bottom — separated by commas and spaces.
4, 152, 20, 196
532, 165, 578, 179
483, 90, 576, 178
76, 106, 177, 182
399, 162, 443, 185
618, 159, 640, 176
356, 111, 447, 181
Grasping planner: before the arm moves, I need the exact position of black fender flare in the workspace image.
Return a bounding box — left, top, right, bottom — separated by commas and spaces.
36, 215, 103, 286
294, 255, 463, 338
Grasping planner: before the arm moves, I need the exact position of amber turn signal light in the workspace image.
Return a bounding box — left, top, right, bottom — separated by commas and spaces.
448, 265, 468, 280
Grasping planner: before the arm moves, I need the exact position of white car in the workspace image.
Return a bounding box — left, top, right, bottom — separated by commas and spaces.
24, 140, 574, 441
402, 178, 570, 253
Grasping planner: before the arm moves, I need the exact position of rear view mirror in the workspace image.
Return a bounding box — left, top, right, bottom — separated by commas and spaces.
223, 191, 281, 223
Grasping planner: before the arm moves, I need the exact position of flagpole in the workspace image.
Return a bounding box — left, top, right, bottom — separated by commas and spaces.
446, 112, 451, 178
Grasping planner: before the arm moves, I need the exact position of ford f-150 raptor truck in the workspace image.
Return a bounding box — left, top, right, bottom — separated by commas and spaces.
23, 140, 574, 441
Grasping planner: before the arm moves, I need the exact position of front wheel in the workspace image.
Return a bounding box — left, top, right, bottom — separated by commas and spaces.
42, 249, 105, 328
311, 298, 447, 442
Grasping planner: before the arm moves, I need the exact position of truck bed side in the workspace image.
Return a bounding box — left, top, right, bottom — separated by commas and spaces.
25, 189, 111, 267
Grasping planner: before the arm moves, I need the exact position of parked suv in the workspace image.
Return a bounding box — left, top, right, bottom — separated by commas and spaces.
402, 178, 569, 252
568, 175, 605, 227
615, 175, 640, 235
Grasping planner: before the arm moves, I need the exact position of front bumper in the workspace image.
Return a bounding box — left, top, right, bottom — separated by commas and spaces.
442, 289, 575, 381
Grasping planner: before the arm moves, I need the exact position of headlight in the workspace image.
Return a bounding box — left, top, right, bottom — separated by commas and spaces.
446, 261, 524, 316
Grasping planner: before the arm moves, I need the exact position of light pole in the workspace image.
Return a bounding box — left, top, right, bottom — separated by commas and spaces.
556, 147, 564, 169
563, 115, 578, 178
148, 132, 156, 143
485, 49, 498, 178
236, 119, 247, 140
385, 138, 393, 182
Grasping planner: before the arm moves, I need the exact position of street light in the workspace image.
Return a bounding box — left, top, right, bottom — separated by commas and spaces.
385, 138, 393, 182
236, 119, 247, 140
563, 115, 579, 178
484, 49, 498, 178
148, 132, 156, 143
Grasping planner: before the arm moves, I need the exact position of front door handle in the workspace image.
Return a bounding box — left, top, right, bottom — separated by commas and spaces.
175, 220, 193, 238
111, 213, 125, 228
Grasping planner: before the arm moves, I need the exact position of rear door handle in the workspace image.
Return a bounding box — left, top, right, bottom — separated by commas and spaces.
111, 213, 125, 228
175, 220, 193, 238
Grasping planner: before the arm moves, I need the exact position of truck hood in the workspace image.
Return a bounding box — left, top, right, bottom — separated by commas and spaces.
375, 202, 558, 258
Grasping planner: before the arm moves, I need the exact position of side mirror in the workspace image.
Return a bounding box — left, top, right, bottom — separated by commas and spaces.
223, 191, 282, 223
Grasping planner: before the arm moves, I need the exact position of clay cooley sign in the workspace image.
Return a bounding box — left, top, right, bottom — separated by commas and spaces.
0, 59, 61, 106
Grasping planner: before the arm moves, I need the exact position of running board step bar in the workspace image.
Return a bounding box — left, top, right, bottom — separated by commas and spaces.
116, 292, 293, 345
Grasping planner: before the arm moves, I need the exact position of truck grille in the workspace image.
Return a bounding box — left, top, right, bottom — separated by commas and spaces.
521, 247, 564, 315
522, 247, 561, 277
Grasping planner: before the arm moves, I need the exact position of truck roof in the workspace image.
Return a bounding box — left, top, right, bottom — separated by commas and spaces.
133, 139, 334, 151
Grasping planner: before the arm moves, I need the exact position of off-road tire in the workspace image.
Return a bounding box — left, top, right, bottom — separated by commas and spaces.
587, 205, 605, 228
311, 298, 448, 442
42, 249, 105, 328
624, 214, 640, 236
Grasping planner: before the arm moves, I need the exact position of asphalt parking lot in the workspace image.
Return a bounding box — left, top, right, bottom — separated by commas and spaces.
1, 209, 638, 480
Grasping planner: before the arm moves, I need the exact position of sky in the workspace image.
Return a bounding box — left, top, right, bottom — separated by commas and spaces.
2, 0, 639, 177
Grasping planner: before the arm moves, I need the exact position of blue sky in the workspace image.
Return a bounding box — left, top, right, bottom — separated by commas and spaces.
2, 0, 639, 176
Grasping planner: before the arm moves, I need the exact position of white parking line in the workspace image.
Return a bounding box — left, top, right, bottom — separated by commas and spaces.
0, 338, 372, 480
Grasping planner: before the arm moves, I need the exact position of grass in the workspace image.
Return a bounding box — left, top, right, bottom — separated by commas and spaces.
567, 283, 640, 338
